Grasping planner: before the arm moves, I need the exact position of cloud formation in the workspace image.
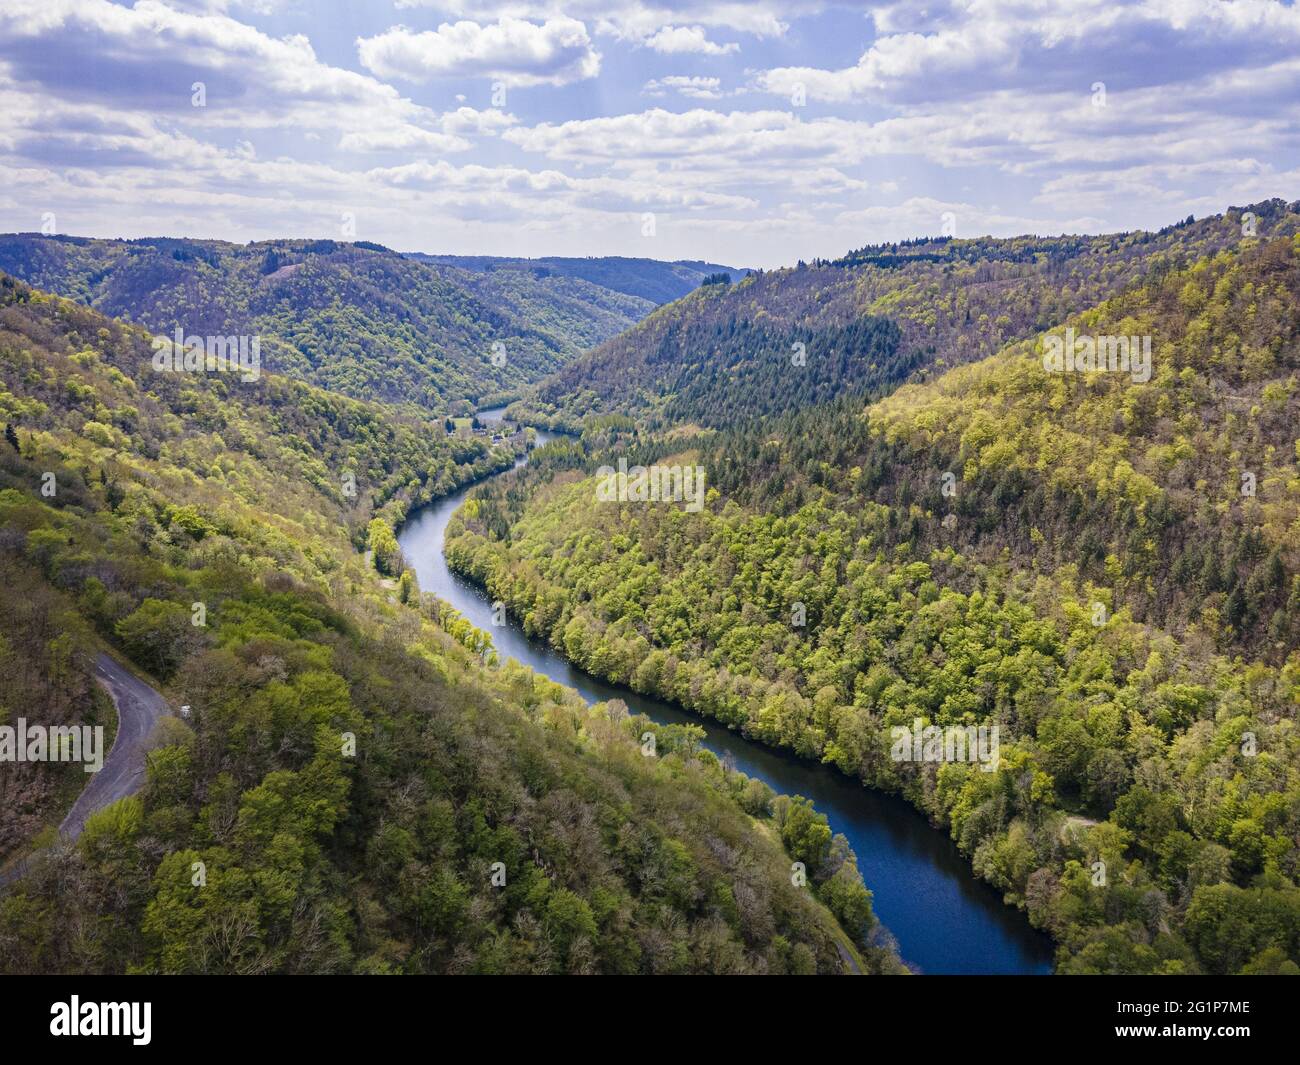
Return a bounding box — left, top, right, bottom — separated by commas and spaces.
392, 0, 799, 41
756, 0, 1300, 105
642, 76, 726, 99
0, 0, 1294, 267
642, 26, 738, 55
357, 17, 601, 87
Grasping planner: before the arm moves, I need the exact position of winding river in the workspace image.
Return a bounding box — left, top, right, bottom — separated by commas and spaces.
398, 409, 1054, 974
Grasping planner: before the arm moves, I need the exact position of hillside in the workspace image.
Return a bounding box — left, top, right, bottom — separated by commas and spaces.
444, 265, 654, 366
0, 236, 661, 412
0, 274, 900, 975
408, 254, 748, 304
517, 201, 1300, 431
441, 231, 1300, 975
0, 269, 518, 859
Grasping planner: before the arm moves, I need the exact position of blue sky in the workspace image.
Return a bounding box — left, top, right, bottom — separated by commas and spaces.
0, 0, 1297, 268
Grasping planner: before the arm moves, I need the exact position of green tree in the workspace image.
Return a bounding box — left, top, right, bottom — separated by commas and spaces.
116, 599, 195, 678
367, 518, 401, 576
398, 569, 416, 604
776, 795, 833, 877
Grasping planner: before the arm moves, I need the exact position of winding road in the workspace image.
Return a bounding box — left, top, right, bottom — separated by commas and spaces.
62, 654, 170, 836
0, 652, 169, 888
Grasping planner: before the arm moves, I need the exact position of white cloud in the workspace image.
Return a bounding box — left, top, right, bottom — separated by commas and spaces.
338, 127, 471, 153
371, 158, 756, 212
438, 107, 518, 135
642, 26, 738, 55
503, 108, 883, 168
391, 1, 801, 41
642, 76, 725, 99
756, 0, 1300, 104
1031, 159, 1281, 218
162, 0, 291, 13
0, 0, 458, 152
356, 18, 600, 87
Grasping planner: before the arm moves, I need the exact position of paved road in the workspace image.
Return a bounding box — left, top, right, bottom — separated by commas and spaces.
0, 652, 169, 888
61, 653, 170, 837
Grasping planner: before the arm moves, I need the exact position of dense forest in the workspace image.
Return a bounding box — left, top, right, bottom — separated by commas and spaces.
0, 236, 672, 412
0, 274, 900, 974
513, 201, 1300, 432
444, 215, 1300, 975
7, 197, 1300, 976
409, 254, 749, 305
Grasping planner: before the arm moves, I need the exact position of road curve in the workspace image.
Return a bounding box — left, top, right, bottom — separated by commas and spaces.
61, 653, 170, 838
0, 653, 169, 888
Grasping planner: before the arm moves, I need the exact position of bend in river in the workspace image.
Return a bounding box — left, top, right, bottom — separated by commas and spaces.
398, 408, 1054, 975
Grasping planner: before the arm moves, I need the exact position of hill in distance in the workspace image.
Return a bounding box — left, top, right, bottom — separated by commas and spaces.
407, 254, 750, 305
0, 235, 727, 414
516, 200, 1300, 431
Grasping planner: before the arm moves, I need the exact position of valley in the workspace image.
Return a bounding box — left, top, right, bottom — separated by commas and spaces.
0, 235, 743, 413
2, 205, 1299, 978
440, 204, 1300, 975
398, 410, 1054, 973
0, 204, 1294, 977
0, 272, 897, 975
5, 0, 1300, 1029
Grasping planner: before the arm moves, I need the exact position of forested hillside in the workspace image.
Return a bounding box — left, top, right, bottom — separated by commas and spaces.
447, 266, 654, 362
443, 229, 1300, 975
409, 254, 748, 304
0, 273, 900, 975
517, 201, 1300, 430
0, 236, 663, 412
0, 269, 516, 858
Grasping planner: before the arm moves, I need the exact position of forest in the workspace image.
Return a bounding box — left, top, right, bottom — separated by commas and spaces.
0, 235, 676, 413
409, 254, 748, 305
512, 201, 1300, 432
6, 199, 1300, 977
0, 274, 899, 974
444, 210, 1300, 975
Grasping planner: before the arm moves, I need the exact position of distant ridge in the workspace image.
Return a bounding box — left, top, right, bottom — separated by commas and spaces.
407, 253, 751, 305
0, 233, 678, 410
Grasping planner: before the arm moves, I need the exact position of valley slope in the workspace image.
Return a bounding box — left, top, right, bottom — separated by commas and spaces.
0, 272, 900, 975
443, 204, 1300, 975
0, 235, 706, 413
516, 201, 1299, 430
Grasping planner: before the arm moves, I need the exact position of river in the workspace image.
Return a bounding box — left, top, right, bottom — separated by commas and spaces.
397, 408, 1054, 974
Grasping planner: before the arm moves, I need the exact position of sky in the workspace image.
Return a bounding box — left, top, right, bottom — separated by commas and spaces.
0, 0, 1297, 269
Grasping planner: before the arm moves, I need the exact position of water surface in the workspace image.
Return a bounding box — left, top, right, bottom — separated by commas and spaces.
398, 410, 1054, 974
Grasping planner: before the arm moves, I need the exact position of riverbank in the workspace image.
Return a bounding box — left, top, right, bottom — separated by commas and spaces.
397, 416, 1055, 975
